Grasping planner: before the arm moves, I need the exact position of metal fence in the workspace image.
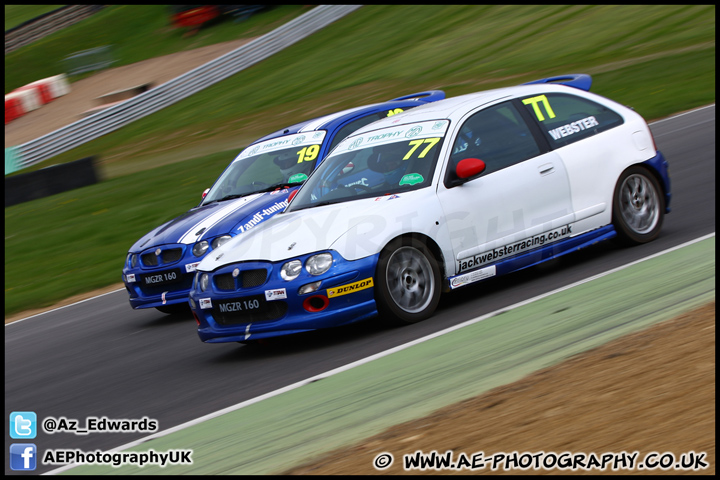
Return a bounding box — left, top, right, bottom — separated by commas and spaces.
63, 45, 116, 76
7, 5, 361, 174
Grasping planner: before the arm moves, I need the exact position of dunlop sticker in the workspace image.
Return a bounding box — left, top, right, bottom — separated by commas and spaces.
327, 277, 374, 298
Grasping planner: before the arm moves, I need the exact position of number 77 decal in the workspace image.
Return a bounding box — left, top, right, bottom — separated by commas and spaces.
403, 137, 440, 160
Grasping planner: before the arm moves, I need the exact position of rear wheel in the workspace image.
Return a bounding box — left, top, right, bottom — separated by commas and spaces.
612, 166, 665, 245
375, 238, 441, 325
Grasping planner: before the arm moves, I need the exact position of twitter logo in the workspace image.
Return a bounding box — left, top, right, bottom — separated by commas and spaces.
10, 412, 37, 439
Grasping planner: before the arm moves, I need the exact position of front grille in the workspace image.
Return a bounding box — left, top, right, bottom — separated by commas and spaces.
141, 252, 158, 266
162, 248, 182, 263
241, 269, 267, 288
213, 268, 267, 291
215, 273, 236, 291
141, 247, 183, 267
214, 300, 287, 325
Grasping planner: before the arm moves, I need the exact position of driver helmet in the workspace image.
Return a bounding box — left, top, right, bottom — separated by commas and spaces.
274, 151, 300, 177
367, 148, 406, 185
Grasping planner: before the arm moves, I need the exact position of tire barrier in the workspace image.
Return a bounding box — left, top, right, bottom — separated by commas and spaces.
4, 5, 362, 176
5, 74, 71, 125
5, 156, 99, 207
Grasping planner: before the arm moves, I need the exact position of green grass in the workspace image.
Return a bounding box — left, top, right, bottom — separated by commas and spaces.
4, 5, 716, 317
4, 5, 309, 93
4, 5, 64, 31
4, 150, 234, 315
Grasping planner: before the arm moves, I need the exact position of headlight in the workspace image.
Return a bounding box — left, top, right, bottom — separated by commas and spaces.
193, 240, 209, 257
200, 273, 209, 292
211, 235, 231, 250
280, 260, 302, 281
305, 253, 333, 276
130, 254, 138, 268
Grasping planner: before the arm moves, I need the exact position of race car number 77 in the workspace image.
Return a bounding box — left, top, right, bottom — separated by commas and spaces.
403, 137, 440, 160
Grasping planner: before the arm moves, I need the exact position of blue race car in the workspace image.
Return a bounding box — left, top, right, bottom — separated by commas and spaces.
122, 90, 445, 314
189, 74, 671, 342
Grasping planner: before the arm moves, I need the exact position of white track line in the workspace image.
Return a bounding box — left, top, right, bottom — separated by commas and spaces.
6, 288, 125, 326
650, 103, 714, 125
44, 232, 715, 475
8, 103, 716, 327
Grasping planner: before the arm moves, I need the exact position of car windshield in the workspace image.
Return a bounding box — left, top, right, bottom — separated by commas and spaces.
201, 131, 327, 205
287, 120, 449, 212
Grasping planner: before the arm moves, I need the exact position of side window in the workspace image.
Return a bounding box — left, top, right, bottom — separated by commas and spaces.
521, 93, 624, 148
448, 102, 541, 180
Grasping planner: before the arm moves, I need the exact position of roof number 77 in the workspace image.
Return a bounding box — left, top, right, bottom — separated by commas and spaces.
403, 137, 440, 160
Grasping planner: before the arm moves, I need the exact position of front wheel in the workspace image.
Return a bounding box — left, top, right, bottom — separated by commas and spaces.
375, 238, 441, 325
612, 166, 665, 245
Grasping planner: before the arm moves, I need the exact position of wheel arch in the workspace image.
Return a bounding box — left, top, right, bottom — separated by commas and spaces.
382, 232, 447, 281
613, 162, 667, 217
611, 163, 665, 245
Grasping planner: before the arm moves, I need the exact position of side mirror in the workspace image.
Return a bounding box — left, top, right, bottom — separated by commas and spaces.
201, 188, 210, 199
449, 158, 486, 187
288, 189, 298, 203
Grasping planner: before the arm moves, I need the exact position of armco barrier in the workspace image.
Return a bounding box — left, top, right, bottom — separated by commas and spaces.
5, 156, 99, 207
6, 5, 362, 175
5, 6, 105, 54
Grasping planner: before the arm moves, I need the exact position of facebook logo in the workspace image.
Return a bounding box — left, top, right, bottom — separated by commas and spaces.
10, 444, 37, 471
10, 411, 37, 439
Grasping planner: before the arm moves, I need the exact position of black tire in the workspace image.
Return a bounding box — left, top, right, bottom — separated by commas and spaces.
612, 166, 665, 245
375, 237, 442, 325
155, 303, 190, 315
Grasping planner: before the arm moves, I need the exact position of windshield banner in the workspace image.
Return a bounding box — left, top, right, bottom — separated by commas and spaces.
234, 130, 327, 162
334, 120, 449, 153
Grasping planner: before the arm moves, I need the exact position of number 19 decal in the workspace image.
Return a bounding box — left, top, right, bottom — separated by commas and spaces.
403, 137, 440, 160
296, 145, 320, 163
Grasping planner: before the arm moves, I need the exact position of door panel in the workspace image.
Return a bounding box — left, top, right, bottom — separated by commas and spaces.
437, 150, 573, 274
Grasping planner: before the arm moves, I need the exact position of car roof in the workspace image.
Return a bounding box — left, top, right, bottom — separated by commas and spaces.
350, 74, 595, 135
251, 90, 446, 144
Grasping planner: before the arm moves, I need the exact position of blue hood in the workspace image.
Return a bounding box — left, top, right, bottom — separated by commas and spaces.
128, 190, 295, 252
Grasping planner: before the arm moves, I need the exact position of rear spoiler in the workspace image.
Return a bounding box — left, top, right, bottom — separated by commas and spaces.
387, 90, 446, 103
523, 74, 592, 92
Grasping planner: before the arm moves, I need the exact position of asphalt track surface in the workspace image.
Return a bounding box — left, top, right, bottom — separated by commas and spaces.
4, 105, 715, 475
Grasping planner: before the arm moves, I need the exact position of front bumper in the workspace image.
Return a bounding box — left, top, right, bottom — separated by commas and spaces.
190, 251, 380, 342
123, 244, 206, 310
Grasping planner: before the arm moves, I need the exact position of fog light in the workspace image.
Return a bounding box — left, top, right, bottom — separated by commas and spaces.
298, 281, 322, 295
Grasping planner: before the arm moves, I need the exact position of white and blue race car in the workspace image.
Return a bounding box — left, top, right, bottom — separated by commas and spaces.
122, 90, 445, 314
189, 74, 671, 342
